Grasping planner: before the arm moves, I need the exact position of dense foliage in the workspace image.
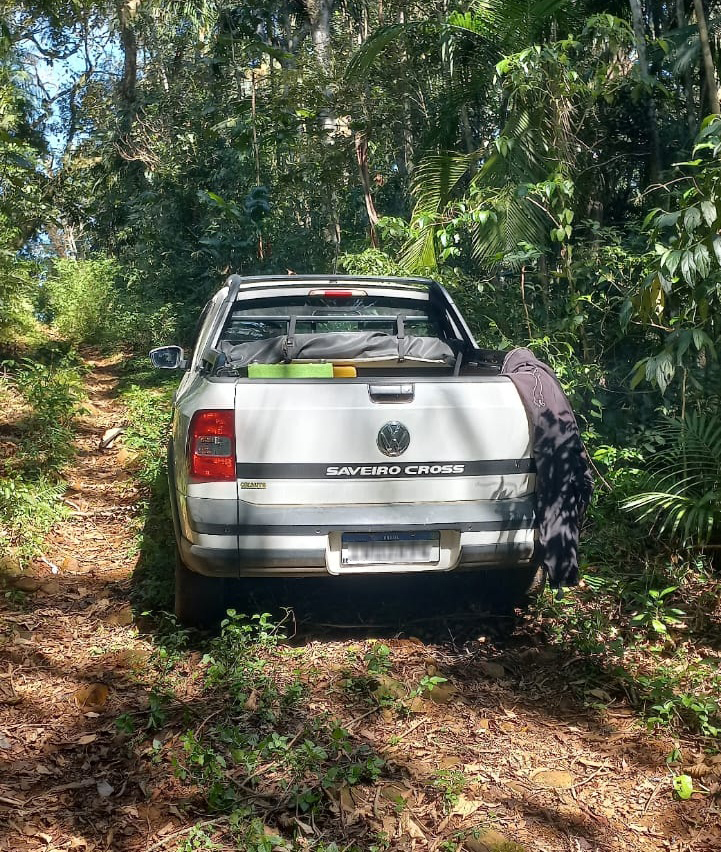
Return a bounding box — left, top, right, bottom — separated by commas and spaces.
2, 0, 721, 561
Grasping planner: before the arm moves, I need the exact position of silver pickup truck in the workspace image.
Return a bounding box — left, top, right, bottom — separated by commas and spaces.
151, 275, 542, 623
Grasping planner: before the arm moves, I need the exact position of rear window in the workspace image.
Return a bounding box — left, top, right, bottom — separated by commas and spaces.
220, 295, 448, 345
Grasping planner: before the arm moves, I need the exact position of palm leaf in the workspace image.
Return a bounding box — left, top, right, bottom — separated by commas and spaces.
346, 22, 435, 77
624, 411, 721, 546
411, 152, 473, 214
399, 152, 475, 271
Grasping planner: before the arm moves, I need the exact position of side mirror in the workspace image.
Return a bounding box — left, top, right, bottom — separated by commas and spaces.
150, 345, 187, 370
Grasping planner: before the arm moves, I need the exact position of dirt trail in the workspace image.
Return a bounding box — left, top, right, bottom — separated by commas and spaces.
0, 357, 719, 852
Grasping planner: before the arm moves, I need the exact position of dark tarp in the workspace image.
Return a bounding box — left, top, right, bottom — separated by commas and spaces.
502, 348, 594, 588
219, 331, 455, 365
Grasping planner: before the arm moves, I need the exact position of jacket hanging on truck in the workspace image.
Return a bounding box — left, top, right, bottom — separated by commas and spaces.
501, 348, 594, 588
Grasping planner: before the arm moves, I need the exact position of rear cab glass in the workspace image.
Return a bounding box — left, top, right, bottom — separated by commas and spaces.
213, 292, 464, 374
221, 294, 449, 342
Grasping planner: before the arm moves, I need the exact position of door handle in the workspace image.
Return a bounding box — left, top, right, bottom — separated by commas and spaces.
368, 384, 415, 403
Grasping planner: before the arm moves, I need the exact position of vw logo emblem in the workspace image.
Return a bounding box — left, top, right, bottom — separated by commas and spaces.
377, 422, 410, 457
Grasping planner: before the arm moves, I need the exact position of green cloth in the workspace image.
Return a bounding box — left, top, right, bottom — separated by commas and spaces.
247, 363, 334, 379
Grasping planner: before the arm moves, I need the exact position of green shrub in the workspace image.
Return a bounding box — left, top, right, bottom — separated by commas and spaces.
0, 253, 37, 345
337, 248, 409, 277
44, 255, 182, 349
45, 256, 120, 344
0, 476, 70, 564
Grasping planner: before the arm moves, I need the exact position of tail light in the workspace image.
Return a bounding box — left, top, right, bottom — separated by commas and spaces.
308, 289, 367, 298
188, 410, 235, 481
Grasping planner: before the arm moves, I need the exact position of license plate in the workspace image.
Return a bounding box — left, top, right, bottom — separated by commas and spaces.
341, 531, 440, 565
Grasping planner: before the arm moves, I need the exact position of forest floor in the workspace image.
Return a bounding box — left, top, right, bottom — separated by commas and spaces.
1, 353, 720, 852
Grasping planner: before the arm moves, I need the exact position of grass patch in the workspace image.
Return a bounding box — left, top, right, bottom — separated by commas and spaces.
118, 355, 178, 613
0, 342, 86, 566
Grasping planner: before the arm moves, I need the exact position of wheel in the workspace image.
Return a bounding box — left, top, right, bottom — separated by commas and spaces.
174, 549, 228, 627
481, 565, 546, 614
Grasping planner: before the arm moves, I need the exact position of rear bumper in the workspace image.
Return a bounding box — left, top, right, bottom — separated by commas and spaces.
179, 536, 536, 578
178, 494, 537, 578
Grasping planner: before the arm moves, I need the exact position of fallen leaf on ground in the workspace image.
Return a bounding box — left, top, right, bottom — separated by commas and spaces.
330, 784, 366, 825
464, 828, 526, 852
106, 649, 150, 670
530, 769, 575, 789
76, 734, 98, 745
0, 681, 21, 706
588, 688, 612, 702
427, 682, 459, 703
103, 606, 133, 627
452, 794, 485, 817
437, 756, 463, 769
96, 780, 114, 798
117, 447, 140, 468
0, 553, 21, 573
74, 683, 109, 712
11, 576, 41, 592
372, 674, 407, 702
99, 427, 123, 449
380, 782, 413, 803
400, 812, 425, 839
479, 661, 506, 679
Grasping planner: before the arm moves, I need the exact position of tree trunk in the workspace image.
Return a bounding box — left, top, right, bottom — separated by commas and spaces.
693, 0, 720, 114
305, 0, 335, 70
677, 0, 697, 134
116, 0, 139, 129
354, 133, 379, 246
628, 0, 662, 181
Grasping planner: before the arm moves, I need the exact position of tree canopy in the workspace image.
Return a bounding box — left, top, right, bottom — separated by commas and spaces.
3, 0, 721, 550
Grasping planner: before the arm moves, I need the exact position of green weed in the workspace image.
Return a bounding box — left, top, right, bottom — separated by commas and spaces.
43, 256, 180, 349
179, 825, 219, 851
431, 769, 467, 813
120, 381, 175, 487
414, 674, 449, 697
364, 642, 392, 675
537, 530, 721, 737
629, 586, 686, 637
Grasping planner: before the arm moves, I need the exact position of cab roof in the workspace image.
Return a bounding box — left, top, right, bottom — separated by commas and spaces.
231, 274, 434, 291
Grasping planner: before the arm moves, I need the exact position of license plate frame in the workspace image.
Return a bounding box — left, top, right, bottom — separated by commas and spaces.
340, 531, 440, 566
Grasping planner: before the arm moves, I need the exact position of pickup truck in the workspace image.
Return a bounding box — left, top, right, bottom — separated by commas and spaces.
150, 275, 542, 624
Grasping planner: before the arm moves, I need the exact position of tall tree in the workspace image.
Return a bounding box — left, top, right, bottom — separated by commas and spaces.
676, 0, 697, 133
116, 0, 139, 126
628, 0, 662, 180
692, 0, 720, 114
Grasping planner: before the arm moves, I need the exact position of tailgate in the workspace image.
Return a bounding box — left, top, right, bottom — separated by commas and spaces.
234, 377, 533, 506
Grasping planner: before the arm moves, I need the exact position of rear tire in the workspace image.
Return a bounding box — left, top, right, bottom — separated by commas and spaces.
174, 549, 228, 627
482, 565, 546, 614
